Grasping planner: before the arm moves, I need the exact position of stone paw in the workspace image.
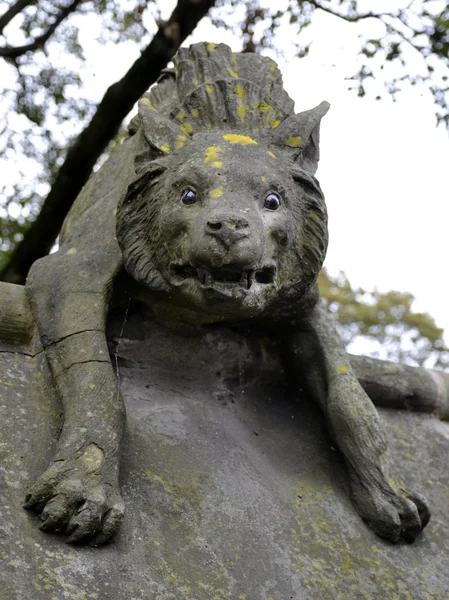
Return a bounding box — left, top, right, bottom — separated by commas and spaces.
24, 446, 124, 545
350, 473, 430, 543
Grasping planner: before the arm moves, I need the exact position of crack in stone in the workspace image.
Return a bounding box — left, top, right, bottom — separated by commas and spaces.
55, 358, 112, 378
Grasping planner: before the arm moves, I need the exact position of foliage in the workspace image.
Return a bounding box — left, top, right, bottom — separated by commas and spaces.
213, 1, 449, 123
318, 269, 449, 369
0, 0, 159, 266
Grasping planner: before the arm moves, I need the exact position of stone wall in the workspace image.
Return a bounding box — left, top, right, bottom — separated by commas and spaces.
1, 300, 448, 599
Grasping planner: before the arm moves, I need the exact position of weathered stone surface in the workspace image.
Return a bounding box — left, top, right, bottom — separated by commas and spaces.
1, 303, 448, 600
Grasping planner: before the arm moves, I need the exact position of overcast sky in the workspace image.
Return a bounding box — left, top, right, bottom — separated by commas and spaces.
2, 1, 448, 343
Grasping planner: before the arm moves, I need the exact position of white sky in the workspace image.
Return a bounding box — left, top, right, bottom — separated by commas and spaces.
2, 2, 449, 341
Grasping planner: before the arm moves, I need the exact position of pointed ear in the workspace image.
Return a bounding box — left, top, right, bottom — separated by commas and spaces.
138, 96, 189, 156
270, 101, 330, 174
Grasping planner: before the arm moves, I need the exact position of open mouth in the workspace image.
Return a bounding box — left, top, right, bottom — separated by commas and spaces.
171, 264, 276, 290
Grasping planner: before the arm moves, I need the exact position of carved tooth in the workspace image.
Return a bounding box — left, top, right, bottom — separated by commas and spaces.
197, 268, 206, 285
205, 270, 213, 286
240, 271, 248, 288
247, 271, 255, 289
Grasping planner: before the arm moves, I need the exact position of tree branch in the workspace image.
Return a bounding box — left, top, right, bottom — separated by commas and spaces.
305, 0, 396, 23
0, 0, 82, 59
0, 0, 36, 35
0, 0, 216, 284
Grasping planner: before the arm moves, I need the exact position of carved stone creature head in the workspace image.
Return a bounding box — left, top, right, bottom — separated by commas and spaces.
117, 42, 329, 322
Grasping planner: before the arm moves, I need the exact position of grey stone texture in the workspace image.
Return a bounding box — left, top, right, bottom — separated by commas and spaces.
1, 303, 448, 600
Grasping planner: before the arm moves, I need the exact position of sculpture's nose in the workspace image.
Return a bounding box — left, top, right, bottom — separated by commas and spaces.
206, 217, 249, 246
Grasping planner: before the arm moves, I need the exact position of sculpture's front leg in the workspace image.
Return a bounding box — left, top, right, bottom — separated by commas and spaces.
24, 338, 126, 545
24, 209, 125, 545
287, 300, 430, 542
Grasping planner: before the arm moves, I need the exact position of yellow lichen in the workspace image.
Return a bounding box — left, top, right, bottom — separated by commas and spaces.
161, 143, 171, 154
337, 366, 349, 373
210, 187, 224, 198
176, 110, 186, 121
237, 105, 249, 119
223, 133, 257, 146
180, 123, 193, 135
261, 176, 267, 183
258, 100, 273, 113
286, 136, 302, 147
271, 119, 281, 128
227, 67, 239, 79
140, 97, 154, 109
207, 42, 217, 52
175, 134, 187, 149
204, 146, 222, 164
267, 151, 276, 159
235, 84, 246, 100
190, 108, 200, 118
205, 84, 214, 94
66, 247, 77, 255
76, 444, 104, 473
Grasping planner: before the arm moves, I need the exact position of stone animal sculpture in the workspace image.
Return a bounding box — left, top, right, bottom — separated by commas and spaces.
24, 42, 430, 545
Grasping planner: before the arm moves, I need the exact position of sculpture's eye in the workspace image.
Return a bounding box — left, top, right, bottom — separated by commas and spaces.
181, 188, 197, 205
264, 191, 281, 211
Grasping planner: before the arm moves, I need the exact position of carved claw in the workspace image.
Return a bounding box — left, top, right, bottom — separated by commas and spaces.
349, 468, 430, 543
24, 448, 124, 545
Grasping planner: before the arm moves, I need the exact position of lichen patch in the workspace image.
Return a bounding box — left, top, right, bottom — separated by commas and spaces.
222, 134, 257, 146
237, 105, 249, 119
175, 135, 187, 149
210, 187, 224, 198
180, 123, 193, 136
204, 146, 222, 165
286, 136, 302, 148
235, 84, 246, 100
258, 101, 273, 113
140, 97, 155, 110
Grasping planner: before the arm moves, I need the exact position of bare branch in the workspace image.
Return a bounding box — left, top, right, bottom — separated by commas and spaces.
0, 0, 216, 284
0, 0, 82, 59
0, 0, 37, 35
304, 0, 397, 23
